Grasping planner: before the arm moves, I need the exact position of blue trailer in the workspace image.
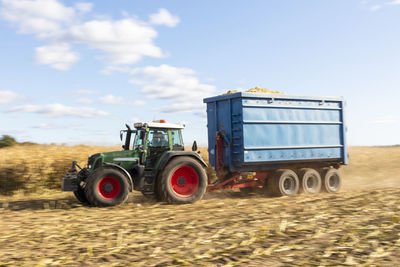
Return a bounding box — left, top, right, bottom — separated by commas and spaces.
204, 92, 347, 196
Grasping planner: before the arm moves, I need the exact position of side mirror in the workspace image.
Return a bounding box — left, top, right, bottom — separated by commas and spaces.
120, 131, 123, 141
192, 140, 198, 151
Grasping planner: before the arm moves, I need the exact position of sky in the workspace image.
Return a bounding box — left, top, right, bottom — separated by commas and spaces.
0, 0, 399, 147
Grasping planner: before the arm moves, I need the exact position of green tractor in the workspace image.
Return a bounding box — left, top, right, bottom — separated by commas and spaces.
62, 121, 208, 206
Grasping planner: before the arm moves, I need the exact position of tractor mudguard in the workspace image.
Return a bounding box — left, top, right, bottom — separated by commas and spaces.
155, 151, 207, 178
103, 162, 134, 191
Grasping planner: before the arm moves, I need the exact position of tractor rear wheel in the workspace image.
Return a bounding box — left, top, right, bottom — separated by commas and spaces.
85, 167, 130, 207
267, 169, 299, 197
321, 168, 342, 193
160, 156, 207, 204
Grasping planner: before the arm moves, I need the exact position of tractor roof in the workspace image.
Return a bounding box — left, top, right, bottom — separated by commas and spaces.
134, 121, 184, 129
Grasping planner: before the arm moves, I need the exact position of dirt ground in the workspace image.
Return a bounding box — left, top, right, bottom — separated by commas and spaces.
1, 146, 400, 266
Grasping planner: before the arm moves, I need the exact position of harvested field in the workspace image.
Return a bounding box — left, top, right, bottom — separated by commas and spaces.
0, 144, 119, 195
0, 146, 400, 266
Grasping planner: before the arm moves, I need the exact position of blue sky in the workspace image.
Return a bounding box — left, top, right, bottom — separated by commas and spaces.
0, 0, 399, 146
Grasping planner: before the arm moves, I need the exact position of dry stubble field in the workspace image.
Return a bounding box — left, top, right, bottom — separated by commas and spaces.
1, 146, 400, 266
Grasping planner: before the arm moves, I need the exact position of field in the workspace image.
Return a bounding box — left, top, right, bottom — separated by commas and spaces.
1, 145, 400, 266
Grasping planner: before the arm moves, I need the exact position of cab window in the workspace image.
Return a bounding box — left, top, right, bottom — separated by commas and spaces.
133, 130, 144, 149
148, 129, 169, 147
171, 129, 184, 150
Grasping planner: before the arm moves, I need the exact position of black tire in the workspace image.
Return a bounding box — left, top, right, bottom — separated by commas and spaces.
73, 187, 89, 204
154, 175, 165, 201
73, 169, 90, 205
267, 169, 299, 197
321, 168, 342, 193
85, 167, 130, 207
299, 168, 322, 194
160, 156, 207, 204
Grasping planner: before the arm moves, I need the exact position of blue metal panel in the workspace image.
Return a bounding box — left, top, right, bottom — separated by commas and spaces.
203, 92, 348, 171
243, 108, 341, 122
231, 98, 244, 168
216, 100, 232, 168
340, 101, 349, 164
206, 102, 217, 167
243, 124, 342, 148
244, 147, 342, 162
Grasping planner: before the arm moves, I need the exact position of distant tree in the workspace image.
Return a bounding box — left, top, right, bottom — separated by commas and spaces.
0, 135, 17, 148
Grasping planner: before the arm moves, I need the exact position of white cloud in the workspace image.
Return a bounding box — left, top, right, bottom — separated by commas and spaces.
7, 103, 108, 117
66, 18, 164, 65
74, 2, 92, 13
370, 5, 381, 11
35, 43, 79, 70
0, 90, 19, 104
76, 97, 93, 104
125, 64, 216, 115
99, 94, 124, 104
1, 0, 178, 69
129, 64, 216, 100
0, 0, 74, 36
388, 0, 400, 5
149, 8, 180, 27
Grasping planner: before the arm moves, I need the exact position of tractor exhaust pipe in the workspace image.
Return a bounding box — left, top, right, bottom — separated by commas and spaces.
123, 124, 132, 150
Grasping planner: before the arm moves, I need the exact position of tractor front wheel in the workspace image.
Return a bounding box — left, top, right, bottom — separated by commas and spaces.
73, 187, 89, 204
85, 167, 130, 207
73, 169, 90, 205
160, 156, 207, 204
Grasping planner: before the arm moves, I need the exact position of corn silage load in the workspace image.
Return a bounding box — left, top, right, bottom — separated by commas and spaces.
224, 86, 284, 95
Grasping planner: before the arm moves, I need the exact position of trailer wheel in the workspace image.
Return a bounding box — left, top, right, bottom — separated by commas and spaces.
321, 168, 342, 193
267, 169, 299, 197
299, 168, 322, 194
85, 167, 130, 207
160, 156, 207, 204
73, 187, 89, 204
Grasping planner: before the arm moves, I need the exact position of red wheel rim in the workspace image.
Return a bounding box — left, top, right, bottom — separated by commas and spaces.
97, 176, 121, 199
170, 166, 199, 197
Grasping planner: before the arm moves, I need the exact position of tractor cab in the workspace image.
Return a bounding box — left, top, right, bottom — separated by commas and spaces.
131, 120, 185, 168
